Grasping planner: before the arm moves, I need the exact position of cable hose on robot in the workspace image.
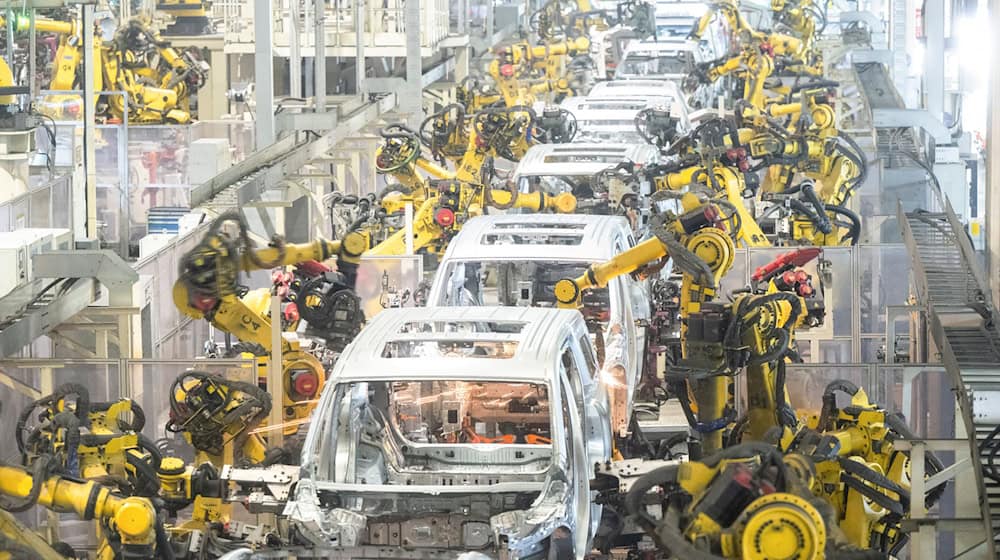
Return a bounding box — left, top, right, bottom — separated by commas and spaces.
655, 506, 729, 560
655, 227, 715, 288
825, 204, 862, 245
799, 181, 833, 233
218, 210, 288, 270
747, 327, 791, 366
671, 381, 735, 434
484, 177, 520, 210
622, 463, 680, 526
17, 383, 92, 453
625, 444, 797, 559
126, 451, 163, 497
154, 509, 177, 560
838, 457, 910, 514
89, 399, 146, 432
722, 294, 803, 365
419, 103, 466, 148
816, 378, 860, 431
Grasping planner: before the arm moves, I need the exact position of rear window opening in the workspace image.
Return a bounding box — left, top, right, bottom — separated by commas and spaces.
316, 380, 554, 484
435, 260, 612, 327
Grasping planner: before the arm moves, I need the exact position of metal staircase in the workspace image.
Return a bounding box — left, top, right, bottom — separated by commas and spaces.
899, 198, 1000, 557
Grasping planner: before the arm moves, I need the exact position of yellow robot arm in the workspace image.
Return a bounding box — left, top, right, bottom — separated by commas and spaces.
0, 464, 159, 560
650, 163, 770, 247
173, 212, 367, 352
366, 185, 577, 256
555, 196, 736, 309
0, 509, 68, 560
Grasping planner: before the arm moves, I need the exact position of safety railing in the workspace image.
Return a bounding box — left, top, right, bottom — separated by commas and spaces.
0, 172, 72, 233
223, 0, 453, 54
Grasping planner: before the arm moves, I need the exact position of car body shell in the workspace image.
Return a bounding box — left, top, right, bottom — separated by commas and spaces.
427, 215, 651, 438
286, 306, 612, 559
583, 79, 692, 133
614, 39, 721, 110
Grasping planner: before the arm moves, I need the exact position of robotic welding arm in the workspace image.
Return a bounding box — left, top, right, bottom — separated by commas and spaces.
0, 463, 162, 560
172, 212, 366, 353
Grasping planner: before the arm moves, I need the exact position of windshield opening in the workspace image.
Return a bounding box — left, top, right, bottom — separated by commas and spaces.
436, 260, 613, 327
315, 380, 555, 486
618, 53, 690, 76
574, 128, 646, 143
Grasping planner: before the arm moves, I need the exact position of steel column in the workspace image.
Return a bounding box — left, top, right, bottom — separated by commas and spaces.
255, 0, 277, 147
988, 0, 1000, 305
82, 4, 97, 238
355, 0, 364, 96
316, 0, 328, 111
402, 0, 423, 125
290, 0, 302, 97
923, 0, 944, 121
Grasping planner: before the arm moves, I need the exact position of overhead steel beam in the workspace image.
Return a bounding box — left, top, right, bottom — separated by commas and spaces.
317, 0, 328, 111
0, 0, 95, 6
360, 57, 455, 94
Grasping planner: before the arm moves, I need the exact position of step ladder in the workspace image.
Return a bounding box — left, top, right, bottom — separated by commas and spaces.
899, 197, 1000, 557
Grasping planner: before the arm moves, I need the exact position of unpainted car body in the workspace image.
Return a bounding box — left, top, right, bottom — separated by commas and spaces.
584, 79, 692, 131
559, 95, 671, 144
427, 215, 651, 438
509, 142, 660, 223
614, 39, 720, 110
286, 306, 612, 560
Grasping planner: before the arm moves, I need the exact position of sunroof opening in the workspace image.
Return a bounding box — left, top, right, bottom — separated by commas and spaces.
398, 320, 527, 334
491, 222, 587, 230
481, 233, 585, 246
381, 339, 519, 359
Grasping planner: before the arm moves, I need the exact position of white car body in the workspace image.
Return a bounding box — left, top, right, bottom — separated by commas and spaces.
286, 306, 612, 559
510, 142, 660, 218
428, 214, 651, 439
614, 39, 719, 110
586, 79, 693, 129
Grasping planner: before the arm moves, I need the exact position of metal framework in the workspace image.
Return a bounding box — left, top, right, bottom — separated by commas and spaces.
899, 197, 999, 555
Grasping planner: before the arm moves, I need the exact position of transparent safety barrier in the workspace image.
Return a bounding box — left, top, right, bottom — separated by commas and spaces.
725, 244, 913, 364
31, 90, 256, 259
0, 172, 72, 232
133, 222, 211, 358
0, 359, 122, 547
